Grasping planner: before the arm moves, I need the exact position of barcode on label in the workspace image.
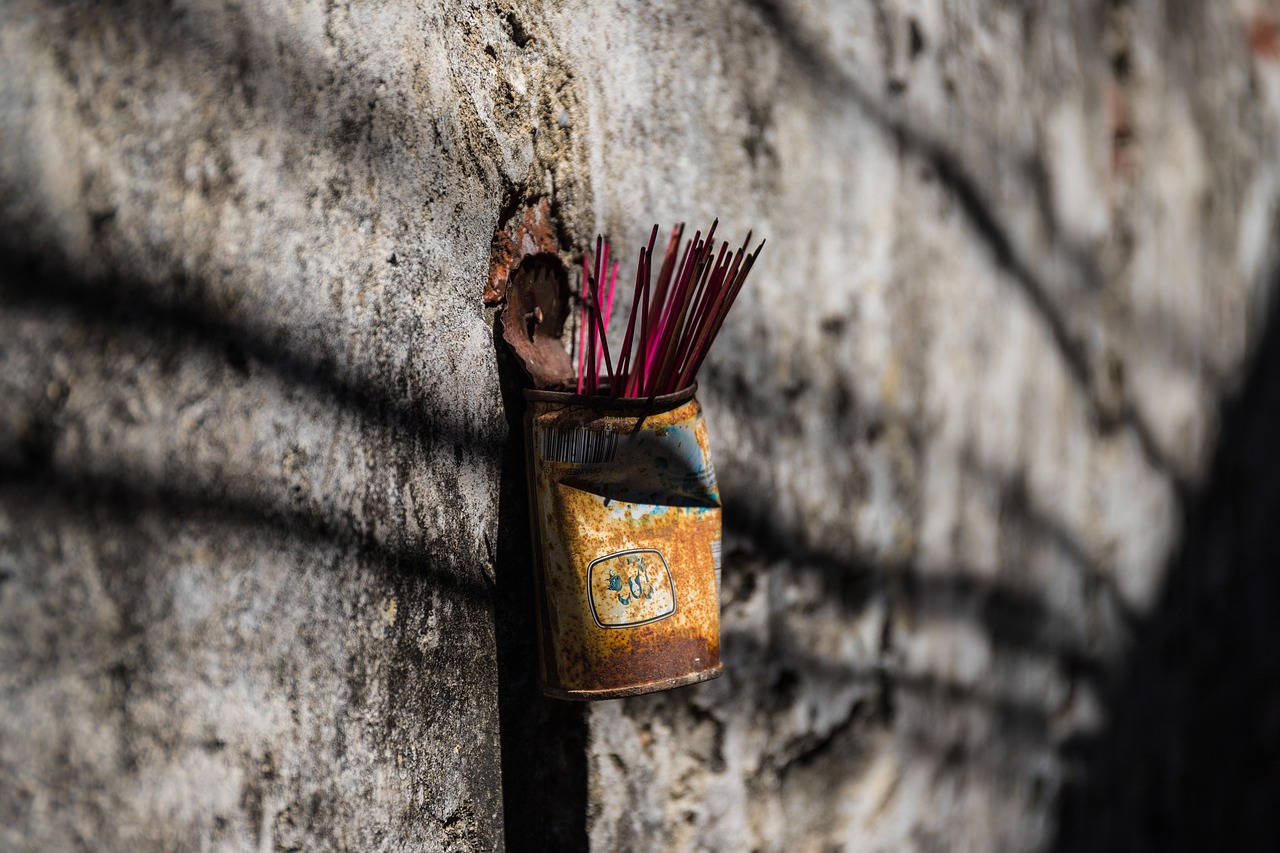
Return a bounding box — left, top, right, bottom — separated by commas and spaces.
540, 426, 619, 464
711, 538, 722, 600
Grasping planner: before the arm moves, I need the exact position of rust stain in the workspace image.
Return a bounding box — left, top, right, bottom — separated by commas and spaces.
1107, 82, 1134, 177
524, 388, 724, 700
485, 198, 560, 306
489, 198, 575, 387
1249, 14, 1280, 63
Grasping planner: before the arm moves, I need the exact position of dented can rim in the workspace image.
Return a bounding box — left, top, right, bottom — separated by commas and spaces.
523, 383, 697, 411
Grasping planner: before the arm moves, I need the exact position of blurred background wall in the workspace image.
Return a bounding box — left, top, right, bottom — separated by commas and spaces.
2, 1, 1278, 850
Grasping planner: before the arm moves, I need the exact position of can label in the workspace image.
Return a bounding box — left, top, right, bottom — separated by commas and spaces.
588, 548, 676, 628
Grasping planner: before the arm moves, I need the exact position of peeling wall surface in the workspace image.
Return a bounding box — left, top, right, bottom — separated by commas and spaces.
3, 1, 1279, 851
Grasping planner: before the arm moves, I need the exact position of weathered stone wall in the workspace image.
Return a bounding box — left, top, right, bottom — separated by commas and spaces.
2, 1, 1278, 850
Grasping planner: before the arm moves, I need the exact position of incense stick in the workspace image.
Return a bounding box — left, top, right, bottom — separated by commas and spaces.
576, 222, 763, 398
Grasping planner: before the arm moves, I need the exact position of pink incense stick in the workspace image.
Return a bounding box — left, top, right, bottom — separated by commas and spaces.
574, 222, 763, 398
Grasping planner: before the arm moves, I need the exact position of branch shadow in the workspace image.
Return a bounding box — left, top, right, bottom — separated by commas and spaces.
12, 261, 493, 439
740, 0, 1184, 488
721, 484, 1117, 689
0, 246, 515, 843
0, 245, 495, 593
36, 0, 499, 198
5, 1, 583, 837
718, 623, 1057, 765
5, 2, 555, 843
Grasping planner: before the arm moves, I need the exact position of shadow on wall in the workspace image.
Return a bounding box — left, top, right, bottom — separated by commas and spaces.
0, 255, 1097, 850
7, 4, 1274, 846
490, 317, 590, 853
0, 245, 589, 851
739, 0, 1181, 486
1054, 277, 1280, 852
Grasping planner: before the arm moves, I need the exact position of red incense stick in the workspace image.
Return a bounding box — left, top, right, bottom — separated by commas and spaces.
576, 222, 763, 398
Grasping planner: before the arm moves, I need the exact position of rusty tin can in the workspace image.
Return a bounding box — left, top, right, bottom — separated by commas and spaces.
523, 385, 723, 700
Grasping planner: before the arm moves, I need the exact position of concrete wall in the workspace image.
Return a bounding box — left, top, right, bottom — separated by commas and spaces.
3, 1, 1278, 850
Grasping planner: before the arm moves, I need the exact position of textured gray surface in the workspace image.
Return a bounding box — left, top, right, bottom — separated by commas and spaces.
2, 0, 1278, 851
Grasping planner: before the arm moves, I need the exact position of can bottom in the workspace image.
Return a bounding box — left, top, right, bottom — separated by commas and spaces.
540, 664, 724, 701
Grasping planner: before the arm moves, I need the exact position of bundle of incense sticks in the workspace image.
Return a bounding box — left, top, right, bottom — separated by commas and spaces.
574, 221, 764, 397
